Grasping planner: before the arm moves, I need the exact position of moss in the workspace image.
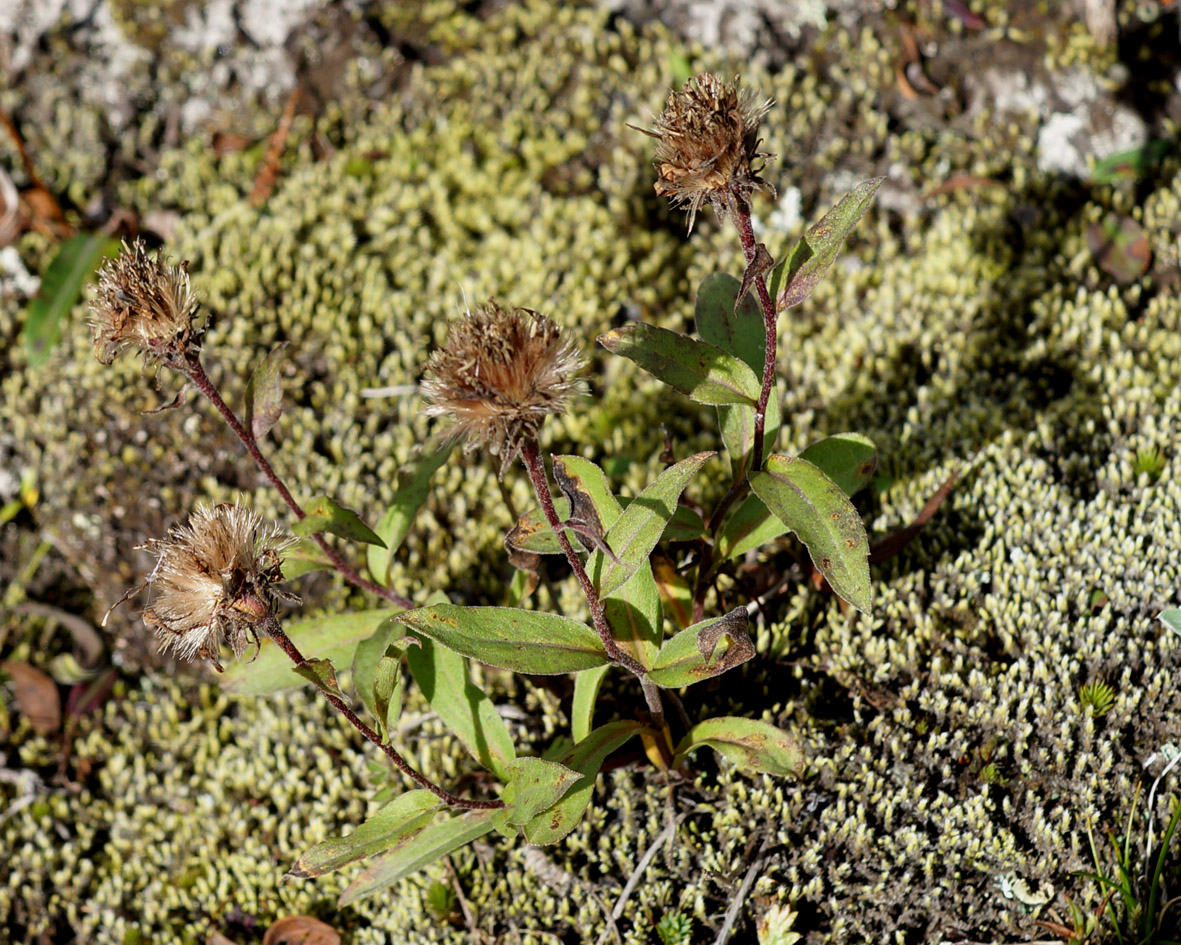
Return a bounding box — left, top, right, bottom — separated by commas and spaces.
4, 0, 1181, 941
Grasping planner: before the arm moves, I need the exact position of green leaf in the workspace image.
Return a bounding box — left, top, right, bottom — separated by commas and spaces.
352, 625, 412, 741
289, 790, 440, 878
294, 496, 386, 548
749, 455, 872, 613
243, 342, 287, 440
368, 438, 454, 587
24, 234, 121, 368
293, 658, 345, 699
718, 394, 781, 477
673, 717, 804, 777
603, 560, 662, 669
1159, 609, 1181, 636
663, 504, 706, 542
505, 455, 622, 556
405, 635, 516, 781
695, 273, 781, 473
590, 451, 714, 597
715, 495, 787, 561
770, 177, 884, 313
339, 809, 498, 906
220, 609, 396, 695
648, 608, 755, 688
497, 757, 581, 826
695, 272, 766, 375
798, 433, 878, 497
1089, 139, 1171, 183
571, 664, 609, 743
599, 323, 760, 406
521, 721, 644, 845
280, 538, 334, 579
397, 604, 609, 675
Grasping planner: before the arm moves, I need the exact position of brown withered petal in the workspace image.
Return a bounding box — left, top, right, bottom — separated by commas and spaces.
421, 303, 586, 474
643, 73, 774, 231
140, 503, 298, 671
89, 239, 203, 367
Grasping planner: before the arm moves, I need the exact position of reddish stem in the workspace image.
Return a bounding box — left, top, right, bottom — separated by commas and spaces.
262, 615, 503, 809
180, 351, 414, 610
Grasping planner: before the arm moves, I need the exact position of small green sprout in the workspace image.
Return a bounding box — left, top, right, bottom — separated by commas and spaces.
1079, 680, 1116, 717
1133, 446, 1167, 483
656, 911, 694, 945
425, 880, 459, 924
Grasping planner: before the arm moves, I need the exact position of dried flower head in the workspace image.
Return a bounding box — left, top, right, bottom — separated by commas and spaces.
640, 73, 774, 231
89, 239, 203, 367
137, 503, 298, 672
421, 302, 586, 474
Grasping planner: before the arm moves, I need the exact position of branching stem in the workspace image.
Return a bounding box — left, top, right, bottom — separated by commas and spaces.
179, 351, 414, 609
261, 615, 503, 810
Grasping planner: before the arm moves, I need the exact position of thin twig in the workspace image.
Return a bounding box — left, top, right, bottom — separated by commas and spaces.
595, 815, 682, 945
714, 837, 767, 945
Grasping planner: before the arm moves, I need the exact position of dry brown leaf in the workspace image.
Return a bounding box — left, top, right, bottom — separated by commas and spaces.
1, 660, 62, 734
262, 916, 342, 945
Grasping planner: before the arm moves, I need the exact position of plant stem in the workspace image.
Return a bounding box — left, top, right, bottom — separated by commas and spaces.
261, 615, 502, 810
731, 197, 780, 477
518, 441, 672, 762
180, 351, 414, 609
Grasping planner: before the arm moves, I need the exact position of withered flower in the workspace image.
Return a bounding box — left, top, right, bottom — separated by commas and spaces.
421, 302, 586, 474
138, 503, 298, 672
640, 73, 774, 230
89, 239, 203, 367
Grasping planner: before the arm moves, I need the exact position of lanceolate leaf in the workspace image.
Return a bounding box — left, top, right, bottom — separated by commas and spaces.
769, 177, 884, 313
352, 624, 412, 741
590, 451, 714, 597
571, 664, 610, 743
716, 494, 786, 561
673, 717, 804, 778
294, 496, 386, 548
25, 233, 121, 368
749, 455, 872, 613
718, 394, 781, 477
405, 634, 516, 781
506, 456, 623, 556
244, 342, 288, 440
368, 438, 454, 587
339, 809, 498, 906
599, 323, 760, 406
695, 272, 766, 375
602, 560, 662, 669
289, 790, 440, 878
522, 721, 645, 845
397, 605, 609, 675
648, 609, 755, 688
221, 609, 396, 695
799, 433, 878, 497
497, 757, 581, 827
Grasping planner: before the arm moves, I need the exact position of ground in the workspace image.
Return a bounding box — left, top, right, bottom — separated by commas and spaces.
2, 1, 1181, 942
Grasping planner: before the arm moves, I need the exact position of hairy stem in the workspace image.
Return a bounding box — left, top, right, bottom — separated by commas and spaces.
261, 615, 502, 809
181, 351, 413, 609
518, 441, 672, 762
731, 197, 780, 477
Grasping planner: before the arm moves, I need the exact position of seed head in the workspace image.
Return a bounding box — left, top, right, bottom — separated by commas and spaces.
137, 503, 298, 672
89, 239, 203, 367
421, 303, 586, 474
641, 73, 774, 231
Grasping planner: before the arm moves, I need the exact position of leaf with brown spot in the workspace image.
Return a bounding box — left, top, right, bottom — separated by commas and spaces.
648, 608, 755, 688
2, 660, 61, 734
673, 717, 804, 777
